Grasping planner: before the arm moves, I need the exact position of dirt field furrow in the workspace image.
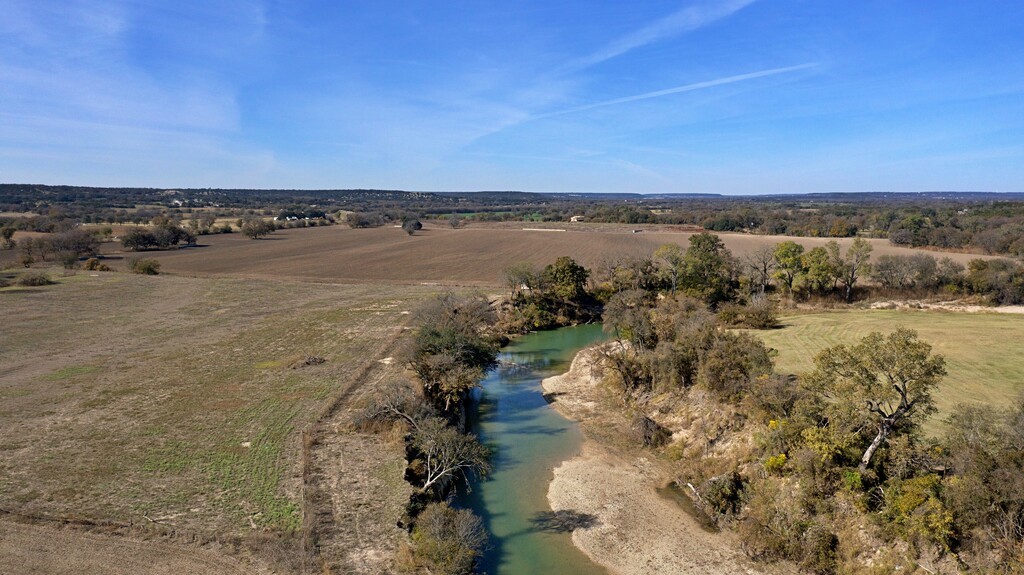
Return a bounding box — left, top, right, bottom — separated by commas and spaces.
86, 223, 992, 287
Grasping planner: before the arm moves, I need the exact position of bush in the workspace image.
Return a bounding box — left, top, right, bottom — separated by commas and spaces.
800, 523, 838, 574
411, 502, 487, 575
402, 218, 423, 235
882, 474, 954, 550
700, 471, 745, 518
697, 332, 773, 399
128, 257, 161, 275
16, 271, 53, 286
764, 453, 787, 475
83, 258, 112, 271
241, 218, 275, 239
742, 296, 778, 329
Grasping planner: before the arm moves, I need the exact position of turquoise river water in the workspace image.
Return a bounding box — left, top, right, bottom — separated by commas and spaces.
457, 324, 610, 575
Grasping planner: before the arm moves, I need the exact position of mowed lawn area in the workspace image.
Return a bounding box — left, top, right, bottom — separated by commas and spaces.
756, 309, 1024, 426
0, 271, 435, 537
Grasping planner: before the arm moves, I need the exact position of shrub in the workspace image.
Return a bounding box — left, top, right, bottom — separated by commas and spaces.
128, 257, 161, 275
16, 271, 53, 286
800, 523, 838, 574
841, 469, 863, 491
742, 295, 778, 329
83, 258, 112, 271
241, 218, 275, 239
411, 502, 487, 575
717, 302, 744, 325
697, 332, 773, 399
56, 250, 79, 270
700, 471, 745, 518
882, 474, 954, 550
402, 218, 423, 235
764, 453, 787, 475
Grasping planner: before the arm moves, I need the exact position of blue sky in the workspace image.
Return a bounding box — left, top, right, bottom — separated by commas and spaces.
2, 1, 1023, 194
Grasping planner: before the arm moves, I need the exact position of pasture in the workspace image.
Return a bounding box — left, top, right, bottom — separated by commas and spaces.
104, 223, 988, 286
0, 272, 437, 572
755, 309, 1024, 425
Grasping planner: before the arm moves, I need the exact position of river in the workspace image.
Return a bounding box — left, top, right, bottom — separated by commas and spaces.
458, 324, 609, 575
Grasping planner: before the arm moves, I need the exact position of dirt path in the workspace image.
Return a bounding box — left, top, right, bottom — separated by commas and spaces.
0, 520, 263, 575
543, 349, 794, 575
303, 325, 414, 574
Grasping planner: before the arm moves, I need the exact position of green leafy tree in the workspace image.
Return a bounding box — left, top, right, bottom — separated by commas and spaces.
828, 238, 873, 302
800, 246, 835, 295
241, 218, 275, 239
805, 328, 945, 471
407, 294, 498, 413
680, 232, 735, 305
542, 256, 589, 301
772, 241, 805, 293
403, 218, 423, 235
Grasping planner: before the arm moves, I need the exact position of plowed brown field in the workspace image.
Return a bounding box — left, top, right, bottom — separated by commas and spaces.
121, 223, 988, 286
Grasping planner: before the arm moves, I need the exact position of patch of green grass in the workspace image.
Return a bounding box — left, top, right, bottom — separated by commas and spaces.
205, 398, 303, 530
142, 441, 196, 473
754, 309, 1024, 425
0, 388, 32, 398
43, 365, 99, 381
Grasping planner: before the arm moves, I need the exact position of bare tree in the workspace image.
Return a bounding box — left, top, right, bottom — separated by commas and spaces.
654, 243, 685, 295
360, 380, 432, 432
413, 417, 490, 492
744, 244, 777, 295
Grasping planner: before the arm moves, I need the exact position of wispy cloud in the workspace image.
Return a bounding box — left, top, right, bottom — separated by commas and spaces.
564, 0, 759, 72
535, 63, 817, 119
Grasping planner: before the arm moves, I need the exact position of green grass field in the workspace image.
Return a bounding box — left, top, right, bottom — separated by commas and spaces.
755, 309, 1024, 426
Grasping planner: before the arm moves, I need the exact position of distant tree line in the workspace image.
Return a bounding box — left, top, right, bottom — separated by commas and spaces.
7, 184, 1024, 258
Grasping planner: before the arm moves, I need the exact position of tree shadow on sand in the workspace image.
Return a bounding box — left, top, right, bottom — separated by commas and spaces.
530, 510, 599, 533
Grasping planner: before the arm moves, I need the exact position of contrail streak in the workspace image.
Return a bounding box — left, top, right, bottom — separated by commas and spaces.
536, 63, 817, 119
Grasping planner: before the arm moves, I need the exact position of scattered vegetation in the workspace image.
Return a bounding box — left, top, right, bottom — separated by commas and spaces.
121, 219, 195, 250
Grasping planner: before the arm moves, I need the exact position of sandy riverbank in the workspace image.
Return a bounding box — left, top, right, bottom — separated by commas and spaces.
542, 348, 793, 575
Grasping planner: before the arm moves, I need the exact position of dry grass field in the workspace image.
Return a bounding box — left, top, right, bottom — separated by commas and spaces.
0, 272, 438, 573
83, 222, 991, 286
754, 309, 1024, 429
